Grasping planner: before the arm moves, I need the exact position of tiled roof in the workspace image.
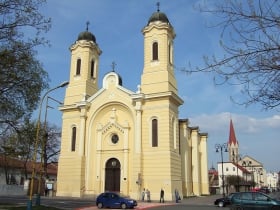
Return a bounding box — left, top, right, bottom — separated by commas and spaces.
0, 155, 57, 175
231, 162, 251, 174
228, 119, 238, 146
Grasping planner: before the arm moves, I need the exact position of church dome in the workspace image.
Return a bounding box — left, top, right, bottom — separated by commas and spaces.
77, 30, 96, 42
77, 22, 96, 42
148, 11, 170, 24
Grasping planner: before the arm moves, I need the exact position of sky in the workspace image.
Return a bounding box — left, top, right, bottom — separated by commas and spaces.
35, 0, 280, 172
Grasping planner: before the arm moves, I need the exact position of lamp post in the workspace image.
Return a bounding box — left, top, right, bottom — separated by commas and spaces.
38, 96, 63, 199
43, 96, 63, 176
242, 160, 252, 191
27, 81, 68, 210
215, 143, 228, 197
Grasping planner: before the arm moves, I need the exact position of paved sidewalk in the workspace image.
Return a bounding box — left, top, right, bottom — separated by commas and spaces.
76, 194, 221, 210
77, 202, 174, 210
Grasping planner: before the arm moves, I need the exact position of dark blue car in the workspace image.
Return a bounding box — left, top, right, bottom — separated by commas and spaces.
96, 192, 137, 209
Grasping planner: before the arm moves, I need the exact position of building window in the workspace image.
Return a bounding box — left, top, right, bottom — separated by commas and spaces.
173, 118, 176, 150
71, 126, 77, 151
233, 167, 236, 171
152, 119, 158, 147
90, 60, 95, 78
168, 43, 171, 64
152, 42, 158, 61
76, 58, 81, 75
226, 167, 229, 171
111, 134, 119, 144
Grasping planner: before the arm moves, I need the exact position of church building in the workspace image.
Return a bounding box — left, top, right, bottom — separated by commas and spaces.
56, 7, 209, 201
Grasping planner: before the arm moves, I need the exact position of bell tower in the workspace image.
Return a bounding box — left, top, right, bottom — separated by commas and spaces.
139, 4, 184, 200
64, 22, 102, 105
228, 119, 239, 162
141, 5, 177, 94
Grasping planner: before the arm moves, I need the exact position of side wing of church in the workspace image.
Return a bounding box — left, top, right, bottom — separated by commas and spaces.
56, 7, 209, 201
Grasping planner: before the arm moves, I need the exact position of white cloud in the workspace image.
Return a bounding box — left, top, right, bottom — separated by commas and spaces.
189, 112, 280, 134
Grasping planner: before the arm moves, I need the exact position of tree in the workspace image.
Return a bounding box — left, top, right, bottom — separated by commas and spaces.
0, 119, 36, 183
39, 122, 61, 178
1, 119, 61, 182
0, 0, 51, 131
185, 0, 280, 110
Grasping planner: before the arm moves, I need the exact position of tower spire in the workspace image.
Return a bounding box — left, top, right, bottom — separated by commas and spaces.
228, 118, 239, 162
228, 119, 238, 146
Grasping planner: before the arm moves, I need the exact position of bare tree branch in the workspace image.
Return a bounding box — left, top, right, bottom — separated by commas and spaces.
182, 0, 280, 110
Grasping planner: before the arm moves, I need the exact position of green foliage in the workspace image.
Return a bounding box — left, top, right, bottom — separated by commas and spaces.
1, 119, 61, 178
0, 0, 51, 130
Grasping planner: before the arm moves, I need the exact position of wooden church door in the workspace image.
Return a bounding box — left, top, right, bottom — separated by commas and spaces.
105, 158, 120, 192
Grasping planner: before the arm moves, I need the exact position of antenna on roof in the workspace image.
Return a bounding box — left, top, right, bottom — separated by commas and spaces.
156, 2, 160, 12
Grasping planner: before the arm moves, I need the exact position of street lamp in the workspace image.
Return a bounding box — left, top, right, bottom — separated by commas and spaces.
37, 96, 63, 199
27, 81, 68, 210
215, 143, 228, 197
43, 96, 63, 177
242, 160, 252, 191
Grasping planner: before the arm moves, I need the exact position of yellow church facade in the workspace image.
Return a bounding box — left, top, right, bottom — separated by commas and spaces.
57, 8, 209, 201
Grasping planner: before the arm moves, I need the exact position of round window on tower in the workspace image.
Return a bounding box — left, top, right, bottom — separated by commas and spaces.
111, 134, 119, 144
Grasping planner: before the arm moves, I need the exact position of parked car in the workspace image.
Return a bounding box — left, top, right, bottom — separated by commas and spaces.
258, 187, 271, 194
96, 192, 137, 209
252, 187, 271, 194
214, 193, 236, 207
230, 191, 280, 210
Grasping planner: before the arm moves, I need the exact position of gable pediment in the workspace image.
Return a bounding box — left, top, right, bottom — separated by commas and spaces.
101, 122, 125, 135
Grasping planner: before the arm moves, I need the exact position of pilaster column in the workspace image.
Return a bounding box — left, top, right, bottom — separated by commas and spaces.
79, 105, 88, 156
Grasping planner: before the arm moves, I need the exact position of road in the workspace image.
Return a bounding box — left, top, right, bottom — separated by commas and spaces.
0, 194, 223, 210
0, 192, 279, 210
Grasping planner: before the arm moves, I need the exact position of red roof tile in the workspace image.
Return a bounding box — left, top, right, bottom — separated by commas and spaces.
228, 119, 238, 146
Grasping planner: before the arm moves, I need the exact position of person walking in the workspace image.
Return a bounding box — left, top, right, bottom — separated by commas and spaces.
175, 189, 180, 203
142, 188, 145, 201
160, 188, 164, 203
146, 189, 151, 202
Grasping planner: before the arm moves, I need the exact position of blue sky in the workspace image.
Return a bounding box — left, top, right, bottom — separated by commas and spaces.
36, 0, 280, 172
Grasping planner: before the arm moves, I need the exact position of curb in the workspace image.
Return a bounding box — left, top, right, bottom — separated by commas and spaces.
76, 202, 176, 210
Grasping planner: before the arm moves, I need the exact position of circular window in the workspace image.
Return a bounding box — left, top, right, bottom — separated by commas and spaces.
111, 134, 119, 144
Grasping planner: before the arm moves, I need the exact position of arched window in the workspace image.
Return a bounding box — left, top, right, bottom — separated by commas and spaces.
168, 42, 172, 64
152, 42, 158, 61
152, 119, 158, 147
71, 126, 77, 151
76, 58, 81, 75
90, 59, 95, 78
173, 118, 176, 150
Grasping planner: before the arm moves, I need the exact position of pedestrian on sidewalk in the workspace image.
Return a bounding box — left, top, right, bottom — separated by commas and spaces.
142, 188, 145, 201
175, 189, 180, 203
146, 189, 151, 202
160, 188, 164, 203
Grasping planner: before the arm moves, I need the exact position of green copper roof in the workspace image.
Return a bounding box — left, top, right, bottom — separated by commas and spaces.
77, 31, 96, 42
148, 11, 170, 25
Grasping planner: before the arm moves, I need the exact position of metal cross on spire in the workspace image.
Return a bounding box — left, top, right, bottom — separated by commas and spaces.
86, 21, 90, 31
111, 61, 116, 72
156, 2, 160, 12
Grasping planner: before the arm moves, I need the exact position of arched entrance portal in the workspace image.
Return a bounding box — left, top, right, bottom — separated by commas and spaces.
105, 158, 120, 192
